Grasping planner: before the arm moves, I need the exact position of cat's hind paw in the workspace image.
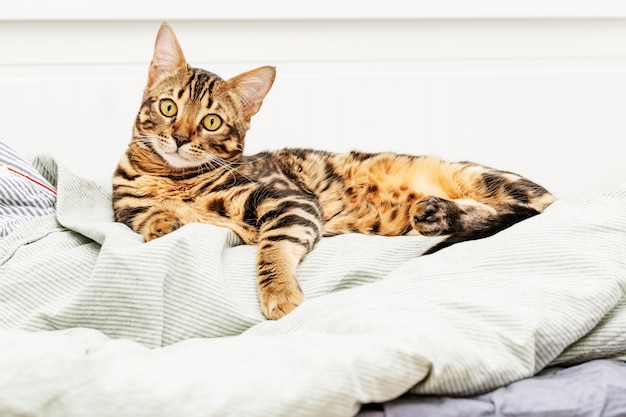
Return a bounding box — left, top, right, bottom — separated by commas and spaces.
410, 197, 459, 236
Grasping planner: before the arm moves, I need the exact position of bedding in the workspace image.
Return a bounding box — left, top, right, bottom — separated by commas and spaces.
1, 148, 626, 417
372, 359, 626, 417
0, 140, 56, 238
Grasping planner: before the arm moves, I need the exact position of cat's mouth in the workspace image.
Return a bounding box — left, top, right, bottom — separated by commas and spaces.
160, 147, 201, 169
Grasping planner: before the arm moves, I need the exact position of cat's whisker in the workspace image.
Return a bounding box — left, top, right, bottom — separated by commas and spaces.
231, 153, 269, 167
209, 155, 259, 185
127, 135, 159, 161
197, 152, 220, 172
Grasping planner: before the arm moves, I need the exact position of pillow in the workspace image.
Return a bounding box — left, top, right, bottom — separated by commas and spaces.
0, 140, 56, 238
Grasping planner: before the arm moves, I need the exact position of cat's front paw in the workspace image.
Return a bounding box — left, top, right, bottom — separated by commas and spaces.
259, 284, 304, 320
144, 214, 184, 241
410, 197, 459, 236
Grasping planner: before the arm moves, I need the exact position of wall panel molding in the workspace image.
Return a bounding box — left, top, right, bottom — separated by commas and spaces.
3, 0, 626, 21
1, 10, 625, 196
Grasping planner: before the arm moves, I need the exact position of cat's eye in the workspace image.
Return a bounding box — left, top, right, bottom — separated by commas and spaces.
159, 99, 178, 117
202, 114, 222, 131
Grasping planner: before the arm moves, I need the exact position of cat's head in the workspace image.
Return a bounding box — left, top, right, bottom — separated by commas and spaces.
133, 23, 275, 170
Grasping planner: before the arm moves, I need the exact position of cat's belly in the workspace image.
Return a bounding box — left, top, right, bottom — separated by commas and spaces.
319, 157, 460, 237
321, 195, 416, 236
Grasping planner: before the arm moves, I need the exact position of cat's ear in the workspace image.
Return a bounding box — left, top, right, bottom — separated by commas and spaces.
226, 66, 276, 121
148, 23, 187, 87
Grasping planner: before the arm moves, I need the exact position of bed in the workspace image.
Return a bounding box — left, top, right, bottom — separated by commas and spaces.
3, 8, 626, 416
2, 137, 626, 416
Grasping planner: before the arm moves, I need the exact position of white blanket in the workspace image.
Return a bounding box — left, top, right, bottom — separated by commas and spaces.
1, 155, 625, 417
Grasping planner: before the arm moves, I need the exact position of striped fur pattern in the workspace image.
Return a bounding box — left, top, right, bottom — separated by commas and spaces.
113, 23, 556, 319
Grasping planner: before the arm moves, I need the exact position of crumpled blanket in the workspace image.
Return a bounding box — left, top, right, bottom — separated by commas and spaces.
0, 140, 56, 237
1, 155, 625, 417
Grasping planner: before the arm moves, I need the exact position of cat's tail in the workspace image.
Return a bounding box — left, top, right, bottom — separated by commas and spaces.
421, 205, 541, 255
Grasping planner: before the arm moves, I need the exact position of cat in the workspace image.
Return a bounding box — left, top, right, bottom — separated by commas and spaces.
112, 23, 557, 320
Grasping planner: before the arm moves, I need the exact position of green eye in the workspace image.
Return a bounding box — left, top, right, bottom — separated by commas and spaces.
159, 99, 177, 117
202, 114, 222, 131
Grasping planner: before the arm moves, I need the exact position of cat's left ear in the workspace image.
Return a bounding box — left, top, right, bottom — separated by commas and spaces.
227, 66, 276, 121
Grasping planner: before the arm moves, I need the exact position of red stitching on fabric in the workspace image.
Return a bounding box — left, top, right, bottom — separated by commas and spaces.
0, 162, 57, 195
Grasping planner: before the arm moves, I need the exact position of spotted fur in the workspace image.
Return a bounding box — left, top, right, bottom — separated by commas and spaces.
113, 23, 557, 320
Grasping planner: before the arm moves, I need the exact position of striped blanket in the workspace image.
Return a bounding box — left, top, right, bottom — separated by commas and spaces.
0, 140, 56, 237
1, 154, 625, 417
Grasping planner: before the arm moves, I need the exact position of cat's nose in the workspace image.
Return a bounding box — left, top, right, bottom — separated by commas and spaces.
172, 133, 191, 148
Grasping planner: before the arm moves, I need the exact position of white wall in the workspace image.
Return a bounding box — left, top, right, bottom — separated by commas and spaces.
1, 1, 626, 197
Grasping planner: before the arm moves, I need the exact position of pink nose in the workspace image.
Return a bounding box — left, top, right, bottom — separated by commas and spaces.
172, 133, 190, 148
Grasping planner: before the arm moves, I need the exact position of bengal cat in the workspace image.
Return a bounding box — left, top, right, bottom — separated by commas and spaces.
112, 23, 556, 320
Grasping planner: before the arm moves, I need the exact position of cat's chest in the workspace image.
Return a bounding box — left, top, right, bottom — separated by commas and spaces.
136, 172, 253, 218
137, 176, 199, 200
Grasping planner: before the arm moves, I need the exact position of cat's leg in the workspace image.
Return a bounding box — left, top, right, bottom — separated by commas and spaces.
409, 197, 496, 236
139, 200, 196, 241
408, 164, 556, 254
139, 198, 259, 242
256, 237, 309, 320
410, 196, 541, 254
255, 203, 322, 320
145, 212, 185, 240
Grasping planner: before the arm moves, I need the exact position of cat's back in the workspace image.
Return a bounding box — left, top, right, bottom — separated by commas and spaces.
268, 148, 459, 199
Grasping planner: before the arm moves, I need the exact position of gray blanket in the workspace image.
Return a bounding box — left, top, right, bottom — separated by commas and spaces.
375, 360, 626, 417
1, 155, 625, 417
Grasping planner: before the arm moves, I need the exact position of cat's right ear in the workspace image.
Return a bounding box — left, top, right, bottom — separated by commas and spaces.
147, 23, 187, 87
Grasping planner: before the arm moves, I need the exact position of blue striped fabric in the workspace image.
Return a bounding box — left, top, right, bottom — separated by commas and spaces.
0, 140, 56, 238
